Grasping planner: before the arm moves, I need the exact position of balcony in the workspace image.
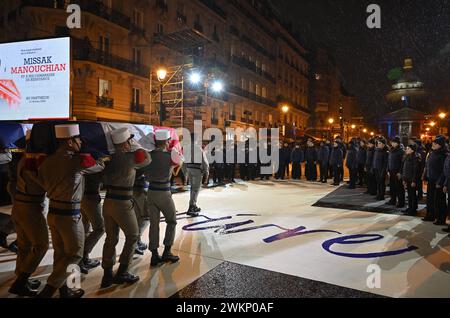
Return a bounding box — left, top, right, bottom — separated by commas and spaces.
130, 103, 145, 114
22, 0, 134, 31
97, 96, 114, 108
228, 85, 276, 107
73, 38, 150, 78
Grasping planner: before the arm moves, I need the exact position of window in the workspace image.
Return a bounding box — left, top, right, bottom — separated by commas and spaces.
156, 23, 164, 34
99, 79, 111, 97
241, 78, 246, 90
269, 113, 273, 124
249, 81, 254, 93
133, 9, 143, 28
133, 48, 141, 64
262, 87, 267, 98
132, 88, 141, 105
256, 84, 261, 96
99, 35, 110, 54
212, 108, 218, 120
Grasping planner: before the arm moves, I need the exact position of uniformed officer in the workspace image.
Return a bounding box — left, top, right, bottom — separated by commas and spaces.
304, 140, 318, 181
388, 136, 405, 208
402, 143, 420, 216
329, 140, 343, 186
365, 139, 377, 195
186, 134, 209, 216
346, 139, 358, 189
79, 172, 105, 274
373, 137, 389, 201
8, 152, 48, 297
146, 130, 183, 267
100, 128, 151, 289
442, 150, 450, 235
133, 169, 150, 255
423, 136, 447, 225
38, 124, 105, 298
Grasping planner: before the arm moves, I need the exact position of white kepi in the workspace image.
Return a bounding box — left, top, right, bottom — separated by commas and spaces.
55, 124, 80, 139
111, 127, 134, 145
156, 130, 171, 141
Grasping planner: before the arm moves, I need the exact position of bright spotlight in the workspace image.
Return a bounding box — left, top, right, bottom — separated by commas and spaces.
190, 72, 202, 84
212, 81, 224, 93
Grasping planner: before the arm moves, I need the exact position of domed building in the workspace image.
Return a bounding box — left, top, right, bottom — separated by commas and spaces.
385, 58, 428, 111
379, 58, 429, 140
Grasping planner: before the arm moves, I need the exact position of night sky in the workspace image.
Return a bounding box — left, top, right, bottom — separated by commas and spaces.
277, 0, 450, 123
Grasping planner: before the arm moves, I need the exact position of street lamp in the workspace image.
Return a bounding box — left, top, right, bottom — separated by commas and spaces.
189, 72, 202, 85
370, 132, 375, 136
211, 80, 224, 93
430, 121, 436, 127
438, 112, 447, 135
157, 68, 167, 125
351, 124, 356, 129
439, 113, 447, 120
282, 105, 290, 113
363, 128, 368, 134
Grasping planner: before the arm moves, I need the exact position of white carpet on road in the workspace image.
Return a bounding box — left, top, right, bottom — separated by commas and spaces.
0, 180, 449, 298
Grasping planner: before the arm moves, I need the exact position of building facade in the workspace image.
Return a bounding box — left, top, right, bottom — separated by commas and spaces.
1, 0, 311, 140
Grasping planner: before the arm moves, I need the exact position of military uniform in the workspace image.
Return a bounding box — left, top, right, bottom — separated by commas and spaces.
38, 124, 105, 298
146, 130, 184, 266
373, 142, 389, 200
365, 143, 377, 195
80, 172, 105, 271
186, 143, 209, 213
388, 140, 405, 207
423, 138, 447, 225
101, 135, 150, 287
133, 170, 150, 253
9, 154, 48, 296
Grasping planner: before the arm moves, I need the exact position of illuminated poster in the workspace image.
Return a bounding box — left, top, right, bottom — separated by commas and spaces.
0, 37, 70, 121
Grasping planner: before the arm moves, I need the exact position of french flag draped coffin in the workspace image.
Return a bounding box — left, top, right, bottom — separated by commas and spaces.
0, 121, 181, 157
0, 123, 33, 149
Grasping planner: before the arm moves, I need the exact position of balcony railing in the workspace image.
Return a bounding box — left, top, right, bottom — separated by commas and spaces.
130, 103, 145, 114
97, 96, 114, 108
228, 85, 276, 107
22, 0, 137, 32
73, 38, 150, 78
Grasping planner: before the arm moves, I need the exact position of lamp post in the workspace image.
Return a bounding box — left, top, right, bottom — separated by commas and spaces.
439, 112, 447, 136
328, 118, 334, 140
157, 68, 167, 126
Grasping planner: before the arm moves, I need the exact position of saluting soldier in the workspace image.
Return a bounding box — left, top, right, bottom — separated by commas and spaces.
8, 151, 48, 297
100, 128, 151, 288
79, 172, 105, 274
38, 124, 105, 298
186, 134, 209, 216
146, 130, 184, 267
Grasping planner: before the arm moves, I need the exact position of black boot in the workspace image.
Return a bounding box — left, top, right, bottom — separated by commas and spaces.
9, 273, 37, 297
100, 268, 114, 289
162, 246, 180, 264
443, 227, 450, 233
59, 285, 85, 299
137, 241, 148, 251
36, 284, 57, 298
83, 258, 100, 269
193, 206, 201, 212
28, 279, 41, 290
8, 240, 18, 253
113, 264, 139, 285
150, 250, 163, 267
0, 232, 7, 249
187, 206, 199, 217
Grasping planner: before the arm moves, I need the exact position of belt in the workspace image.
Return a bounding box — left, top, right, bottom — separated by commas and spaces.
187, 164, 202, 170
49, 199, 81, 211
148, 186, 171, 192
49, 208, 81, 216
105, 185, 133, 191
15, 190, 45, 204
105, 193, 133, 201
